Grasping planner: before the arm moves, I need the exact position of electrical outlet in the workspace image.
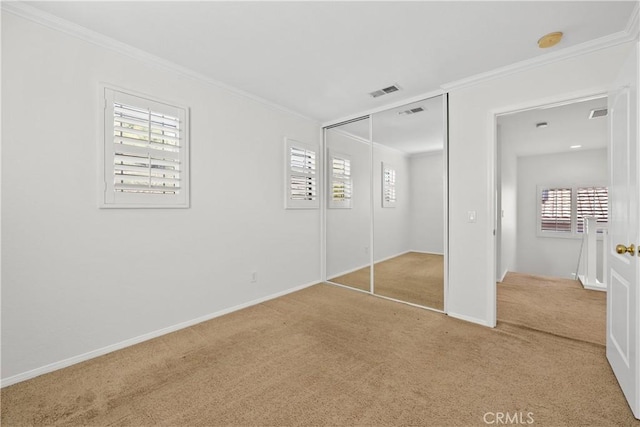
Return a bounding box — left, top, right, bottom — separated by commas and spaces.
364, 246, 369, 255
251, 272, 257, 283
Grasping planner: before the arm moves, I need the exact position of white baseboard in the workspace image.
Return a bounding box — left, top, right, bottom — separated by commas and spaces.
0, 280, 319, 388
409, 250, 445, 256
374, 250, 412, 264
577, 274, 607, 292
448, 311, 494, 328
327, 263, 371, 280
498, 269, 509, 283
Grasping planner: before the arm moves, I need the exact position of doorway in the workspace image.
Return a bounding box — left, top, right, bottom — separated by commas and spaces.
494, 94, 609, 344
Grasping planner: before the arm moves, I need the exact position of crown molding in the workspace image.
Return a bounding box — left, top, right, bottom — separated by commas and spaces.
1, 1, 317, 123
442, 3, 640, 92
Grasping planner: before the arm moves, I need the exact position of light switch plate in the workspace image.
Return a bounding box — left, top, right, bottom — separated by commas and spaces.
468, 210, 477, 223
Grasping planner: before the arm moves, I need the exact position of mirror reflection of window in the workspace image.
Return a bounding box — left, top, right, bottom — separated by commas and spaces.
382, 163, 396, 208
329, 153, 352, 209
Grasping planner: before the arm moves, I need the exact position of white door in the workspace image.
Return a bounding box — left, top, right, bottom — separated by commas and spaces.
607, 41, 639, 419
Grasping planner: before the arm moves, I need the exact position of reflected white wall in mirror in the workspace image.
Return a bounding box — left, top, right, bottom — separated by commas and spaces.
325, 119, 372, 293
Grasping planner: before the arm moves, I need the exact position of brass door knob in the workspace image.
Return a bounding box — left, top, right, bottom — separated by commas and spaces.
616, 244, 636, 256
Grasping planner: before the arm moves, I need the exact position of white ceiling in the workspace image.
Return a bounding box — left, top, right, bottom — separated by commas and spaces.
498, 96, 608, 157
24, 1, 636, 122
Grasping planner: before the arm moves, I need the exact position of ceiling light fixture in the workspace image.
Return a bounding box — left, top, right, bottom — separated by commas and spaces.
570, 145, 582, 149
536, 122, 548, 128
538, 31, 563, 49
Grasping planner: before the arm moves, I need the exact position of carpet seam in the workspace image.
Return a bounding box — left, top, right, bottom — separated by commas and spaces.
496, 320, 605, 348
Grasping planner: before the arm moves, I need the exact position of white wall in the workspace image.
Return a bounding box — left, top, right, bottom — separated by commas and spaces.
373, 144, 411, 261
409, 151, 444, 254
1, 13, 320, 382
516, 149, 608, 278
448, 41, 633, 326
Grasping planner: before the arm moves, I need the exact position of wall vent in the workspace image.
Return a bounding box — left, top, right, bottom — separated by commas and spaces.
589, 108, 608, 119
399, 107, 425, 115
369, 84, 401, 98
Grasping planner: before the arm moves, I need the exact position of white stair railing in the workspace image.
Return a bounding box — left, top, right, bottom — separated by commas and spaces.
577, 216, 607, 291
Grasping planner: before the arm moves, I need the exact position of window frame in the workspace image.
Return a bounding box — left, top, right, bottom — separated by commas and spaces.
536, 184, 608, 238
284, 138, 319, 209
98, 84, 190, 209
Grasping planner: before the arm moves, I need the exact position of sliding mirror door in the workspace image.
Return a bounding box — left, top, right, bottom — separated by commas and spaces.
371, 96, 446, 310
325, 118, 372, 292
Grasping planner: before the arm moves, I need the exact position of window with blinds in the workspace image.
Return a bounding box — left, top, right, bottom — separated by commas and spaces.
382, 163, 396, 208
576, 186, 608, 233
285, 138, 319, 209
537, 185, 608, 236
100, 86, 189, 208
328, 152, 352, 209
540, 188, 572, 233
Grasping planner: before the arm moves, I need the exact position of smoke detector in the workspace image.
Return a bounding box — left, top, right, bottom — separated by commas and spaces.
369, 84, 401, 98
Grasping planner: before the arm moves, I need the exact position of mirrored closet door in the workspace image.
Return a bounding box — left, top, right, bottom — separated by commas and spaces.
371, 96, 446, 310
325, 117, 372, 293
324, 95, 447, 311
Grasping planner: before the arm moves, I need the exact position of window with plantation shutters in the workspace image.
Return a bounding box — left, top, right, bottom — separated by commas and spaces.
328, 151, 352, 209
382, 163, 396, 208
540, 187, 572, 233
285, 138, 318, 209
100, 86, 189, 208
537, 185, 608, 237
576, 186, 608, 233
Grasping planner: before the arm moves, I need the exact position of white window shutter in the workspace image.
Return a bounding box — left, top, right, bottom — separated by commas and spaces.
539, 187, 572, 233
576, 186, 608, 233
100, 86, 189, 208
285, 138, 319, 209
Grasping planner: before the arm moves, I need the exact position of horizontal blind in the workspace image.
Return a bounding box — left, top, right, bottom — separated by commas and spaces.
113, 102, 182, 195
540, 188, 572, 232
576, 186, 608, 233
289, 146, 317, 201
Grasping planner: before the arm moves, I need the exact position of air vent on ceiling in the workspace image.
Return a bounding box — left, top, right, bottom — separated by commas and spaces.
589, 108, 608, 119
399, 107, 425, 115
369, 84, 401, 98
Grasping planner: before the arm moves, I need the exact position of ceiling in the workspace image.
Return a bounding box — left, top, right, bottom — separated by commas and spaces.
22, 1, 637, 122
498, 96, 608, 157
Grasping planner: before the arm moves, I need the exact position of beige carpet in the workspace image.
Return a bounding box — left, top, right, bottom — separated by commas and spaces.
2, 283, 638, 426
329, 252, 444, 310
498, 272, 606, 346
